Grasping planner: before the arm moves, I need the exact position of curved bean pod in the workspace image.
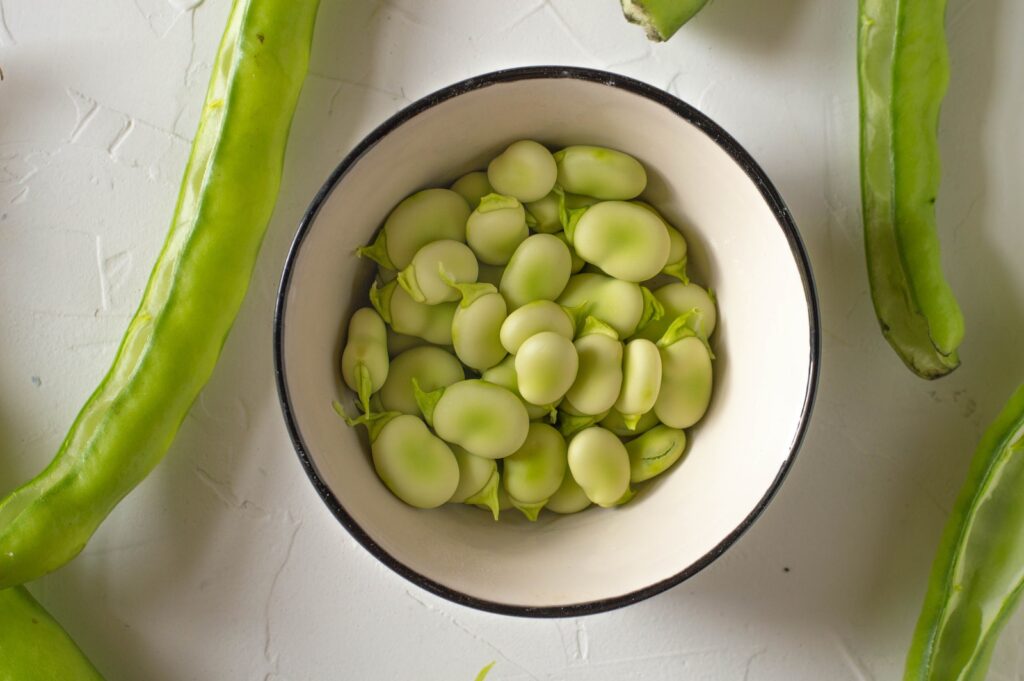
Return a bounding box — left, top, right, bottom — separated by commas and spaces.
371, 414, 460, 508
515, 331, 579, 406
487, 140, 558, 203
626, 425, 687, 483
379, 346, 464, 415
499, 300, 575, 355
503, 423, 567, 504
567, 427, 631, 507
340, 307, 389, 413
573, 201, 670, 282
466, 194, 530, 266
554, 145, 647, 200
614, 339, 662, 428
499, 233, 572, 310
397, 239, 478, 304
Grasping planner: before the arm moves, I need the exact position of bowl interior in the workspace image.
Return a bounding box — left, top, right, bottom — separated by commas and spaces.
277, 70, 816, 612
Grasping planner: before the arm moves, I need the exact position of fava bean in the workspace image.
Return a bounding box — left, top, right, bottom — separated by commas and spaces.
504, 423, 567, 504
466, 194, 530, 266
635, 282, 717, 342
564, 317, 624, 416
557, 408, 609, 439
450, 170, 494, 208
557, 273, 645, 338
614, 339, 662, 428
655, 326, 713, 429
371, 280, 457, 346
524, 190, 562, 234
379, 346, 464, 415
499, 300, 575, 354
340, 307, 389, 412
545, 466, 592, 514
360, 188, 469, 270
573, 201, 670, 282
397, 239, 478, 304
420, 379, 529, 459
515, 332, 579, 406
553, 231, 586, 273
632, 200, 688, 282
480, 356, 552, 421
554, 145, 647, 200
567, 426, 631, 507
626, 425, 687, 483
463, 466, 501, 520
600, 408, 660, 437
487, 140, 558, 203
450, 283, 508, 372
449, 445, 498, 503
371, 414, 459, 509
499, 233, 572, 309
386, 327, 430, 357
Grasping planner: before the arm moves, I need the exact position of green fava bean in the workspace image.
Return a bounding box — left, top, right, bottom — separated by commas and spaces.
499, 233, 572, 309
554, 145, 647, 200
364, 188, 470, 270
664, 225, 688, 282
515, 331, 579, 406
655, 334, 713, 429
635, 282, 717, 342
626, 425, 687, 483
499, 300, 575, 354
467, 194, 530, 266
573, 201, 670, 282
480, 356, 552, 421
380, 346, 464, 415
341, 307, 389, 413
615, 339, 663, 428
567, 427, 631, 507
397, 239, 478, 304
372, 414, 459, 509
422, 379, 530, 459
564, 317, 624, 416
600, 407, 660, 437
525, 190, 563, 234
450, 170, 494, 208
487, 140, 558, 203
557, 273, 645, 338
450, 282, 508, 372
503, 423, 568, 504
449, 445, 498, 503
386, 327, 430, 357
546, 466, 592, 514
371, 280, 457, 346
553, 231, 585, 273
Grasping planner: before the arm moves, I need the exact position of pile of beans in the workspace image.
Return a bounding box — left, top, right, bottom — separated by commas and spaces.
338, 141, 717, 520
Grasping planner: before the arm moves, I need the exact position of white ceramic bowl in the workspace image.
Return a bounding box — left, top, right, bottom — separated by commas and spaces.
274, 66, 819, 616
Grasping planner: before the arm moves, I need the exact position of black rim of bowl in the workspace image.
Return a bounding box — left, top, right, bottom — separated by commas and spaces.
273, 65, 822, 618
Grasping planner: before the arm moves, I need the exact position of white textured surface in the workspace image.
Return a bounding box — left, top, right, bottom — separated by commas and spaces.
1, 0, 1023, 678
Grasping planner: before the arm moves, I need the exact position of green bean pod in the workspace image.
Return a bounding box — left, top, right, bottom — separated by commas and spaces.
499, 300, 575, 354
654, 319, 713, 429
371, 414, 460, 509
573, 201, 670, 282
546, 466, 592, 515
466, 194, 530, 266
0, 0, 321, 589
503, 423, 568, 505
904, 385, 1024, 681
515, 332, 579, 406
626, 425, 687, 483
499, 233, 572, 309
397, 239, 478, 304
359, 188, 470, 270
379, 346, 464, 415
0, 586, 105, 680
450, 170, 494, 209
614, 339, 662, 429
619, 0, 710, 41
858, 0, 963, 378
371, 280, 457, 346
449, 282, 508, 372
487, 140, 558, 203
417, 379, 530, 459
567, 427, 631, 507
634, 282, 716, 342
564, 317, 624, 416
340, 307, 389, 413
554, 145, 647, 200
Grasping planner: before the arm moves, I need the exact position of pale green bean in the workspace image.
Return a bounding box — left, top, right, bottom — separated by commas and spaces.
556, 273, 646, 338
554, 145, 647, 200
600, 408, 660, 437
450, 282, 508, 372
480, 356, 553, 421
499, 300, 575, 354
655, 333, 713, 429
564, 317, 623, 416
614, 338, 662, 429
499, 233, 572, 309
386, 327, 430, 357
553, 231, 586, 273
557, 408, 609, 439
546, 466, 592, 514
515, 331, 579, 406
524, 190, 562, 234
379, 346, 464, 415
450, 170, 494, 208
397, 239, 478, 304
419, 379, 529, 459
635, 282, 717, 342
449, 444, 498, 503
487, 140, 558, 203
503, 423, 567, 504
371, 280, 456, 345
371, 414, 459, 508
359, 188, 469, 269
340, 307, 389, 413
463, 466, 501, 520
466, 194, 530, 266
573, 201, 670, 282
626, 425, 687, 483
567, 426, 631, 507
